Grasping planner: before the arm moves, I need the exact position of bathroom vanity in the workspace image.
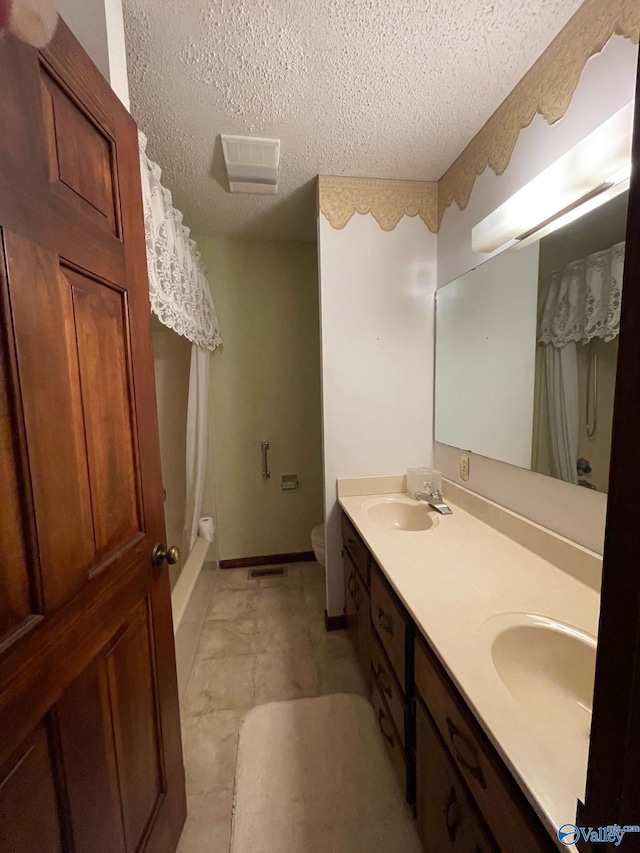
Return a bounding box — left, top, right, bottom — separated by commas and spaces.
339, 477, 601, 853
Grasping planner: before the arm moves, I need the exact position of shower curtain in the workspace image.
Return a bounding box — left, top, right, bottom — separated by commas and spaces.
138, 131, 222, 556
543, 343, 579, 484
537, 241, 624, 483
184, 344, 210, 552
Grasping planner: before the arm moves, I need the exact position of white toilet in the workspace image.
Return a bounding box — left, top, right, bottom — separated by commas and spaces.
311, 524, 325, 566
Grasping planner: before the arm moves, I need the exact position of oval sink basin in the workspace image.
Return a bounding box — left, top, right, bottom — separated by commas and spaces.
488, 615, 596, 743
366, 499, 434, 531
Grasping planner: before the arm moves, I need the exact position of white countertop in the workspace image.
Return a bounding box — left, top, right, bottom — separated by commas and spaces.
338, 479, 601, 849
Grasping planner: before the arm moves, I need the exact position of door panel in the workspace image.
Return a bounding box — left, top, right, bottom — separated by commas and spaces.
106, 602, 164, 850
39, 65, 120, 237
3, 231, 95, 613
0, 723, 65, 853
0, 21, 185, 852
56, 658, 127, 853
0, 557, 150, 776
0, 48, 49, 186
0, 347, 36, 641
71, 272, 141, 559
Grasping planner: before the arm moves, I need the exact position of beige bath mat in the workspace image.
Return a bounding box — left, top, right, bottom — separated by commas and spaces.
231, 693, 422, 853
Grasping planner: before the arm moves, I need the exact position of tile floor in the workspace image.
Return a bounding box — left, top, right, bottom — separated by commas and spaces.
176, 561, 369, 853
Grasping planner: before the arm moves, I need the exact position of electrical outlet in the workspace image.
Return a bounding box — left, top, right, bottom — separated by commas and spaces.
460, 453, 470, 481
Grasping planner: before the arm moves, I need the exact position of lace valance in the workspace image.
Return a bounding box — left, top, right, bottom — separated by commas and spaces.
538, 241, 625, 348
139, 131, 222, 352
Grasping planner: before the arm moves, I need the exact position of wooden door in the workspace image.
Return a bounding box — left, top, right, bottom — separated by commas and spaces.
0, 21, 185, 853
578, 54, 640, 848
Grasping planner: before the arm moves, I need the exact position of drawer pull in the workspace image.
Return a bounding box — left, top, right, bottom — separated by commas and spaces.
374, 664, 394, 700
377, 607, 394, 636
446, 717, 488, 790
442, 785, 462, 842
347, 572, 356, 595
354, 585, 362, 610
377, 708, 395, 746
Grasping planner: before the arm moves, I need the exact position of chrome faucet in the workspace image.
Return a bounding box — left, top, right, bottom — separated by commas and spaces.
415, 489, 453, 515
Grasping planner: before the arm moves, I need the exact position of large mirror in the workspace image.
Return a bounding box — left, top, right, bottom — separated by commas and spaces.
434, 189, 629, 493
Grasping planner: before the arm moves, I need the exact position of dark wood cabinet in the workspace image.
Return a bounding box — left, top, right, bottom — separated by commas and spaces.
342, 514, 370, 587
354, 570, 371, 681
414, 637, 555, 853
370, 561, 410, 692
371, 630, 406, 738
342, 521, 412, 799
343, 544, 371, 692
341, 509, 557, 853
416, 699, 497, 853
372, 676, 408, 790
369, 561, 412, 800
344, 550, 358, 635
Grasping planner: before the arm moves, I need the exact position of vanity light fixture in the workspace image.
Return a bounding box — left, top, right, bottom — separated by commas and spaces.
513, 177, 630, 251
471, 103, 634, 254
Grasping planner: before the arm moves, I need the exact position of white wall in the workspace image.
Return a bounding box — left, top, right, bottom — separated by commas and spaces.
56, 0, 130, 109
57, 0, 108, 78
435, 35, 638, 555
319, 213, 437, 616
435, 242, 539, 468
103, 0, 130, 109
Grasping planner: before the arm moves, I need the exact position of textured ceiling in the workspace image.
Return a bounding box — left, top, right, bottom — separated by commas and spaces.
123, 0, 585, 242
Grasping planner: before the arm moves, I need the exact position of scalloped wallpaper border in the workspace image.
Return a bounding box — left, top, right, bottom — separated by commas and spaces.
319, 0, 640, 234
318, 176, 438, 234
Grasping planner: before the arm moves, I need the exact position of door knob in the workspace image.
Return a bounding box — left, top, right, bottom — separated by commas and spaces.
152, 543, 180, 568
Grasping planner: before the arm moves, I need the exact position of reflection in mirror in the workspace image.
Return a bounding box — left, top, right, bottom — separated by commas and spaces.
532, 192, 628, 491
435, 189, 628, 494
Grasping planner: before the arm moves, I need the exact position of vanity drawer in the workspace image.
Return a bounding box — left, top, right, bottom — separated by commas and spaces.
371, 676, 407, 796
371, 563, 409, 691
354, 569, 372, 691
342, 513, 369, 588
416, 698, 497, 853
414, 637, 556, 853
370, 631, 405, 738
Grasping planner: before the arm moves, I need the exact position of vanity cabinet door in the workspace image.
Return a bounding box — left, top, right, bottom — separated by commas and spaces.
354, 571, 371, 688
344, 549, 371, 689
372, 677, 407, 795
371, 631, 405, 737
343, 551, 358, 646
342, 514, 370, 588
371, 562, 409, 691
415, 637, 556, 853
416, 700, 497, 853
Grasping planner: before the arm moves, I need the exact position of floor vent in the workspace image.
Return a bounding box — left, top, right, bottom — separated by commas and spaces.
248, 566, 286, 579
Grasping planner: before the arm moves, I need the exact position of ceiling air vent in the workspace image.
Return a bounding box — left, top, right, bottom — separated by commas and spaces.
220, 134, 280, 195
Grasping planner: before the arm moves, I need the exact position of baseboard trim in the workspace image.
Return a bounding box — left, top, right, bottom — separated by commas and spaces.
220, 551, 316, 570
324, 611, 347, 632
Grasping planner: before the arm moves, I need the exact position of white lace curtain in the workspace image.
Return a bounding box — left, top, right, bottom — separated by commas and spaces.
139, 131, 221, 557
538, 241, 625, 348
536, 240, 625, 486
138, 131, 222, 352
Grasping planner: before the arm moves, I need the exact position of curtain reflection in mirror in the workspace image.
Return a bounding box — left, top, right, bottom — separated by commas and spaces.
533, 241, 625, 490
